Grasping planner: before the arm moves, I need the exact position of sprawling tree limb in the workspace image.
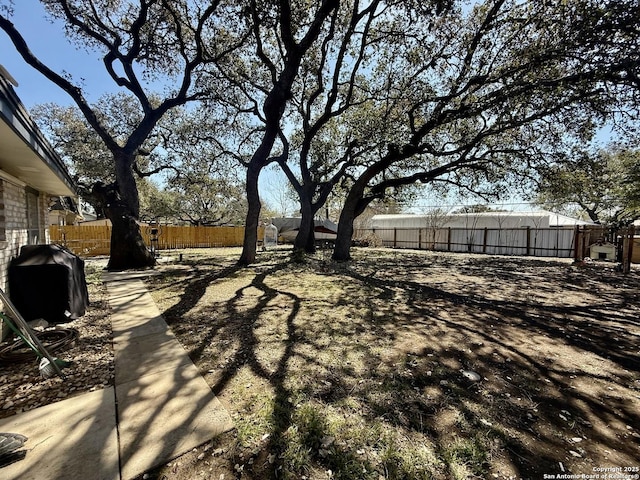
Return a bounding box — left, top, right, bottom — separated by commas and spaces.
330, 0, 640, 261
1, 1, 247, 269
237, 0, 340, 265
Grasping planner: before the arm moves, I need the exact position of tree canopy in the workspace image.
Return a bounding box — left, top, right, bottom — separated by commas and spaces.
211, 0, 640, 260
0, 0, 250, 269
533, 146, 640, 227
323, 0, 640, 260
209, 0, 342, 264
32, 94, 247, 226
3, 0, 639, 266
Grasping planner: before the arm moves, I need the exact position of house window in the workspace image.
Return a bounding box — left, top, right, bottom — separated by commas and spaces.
26, 188, 40, 245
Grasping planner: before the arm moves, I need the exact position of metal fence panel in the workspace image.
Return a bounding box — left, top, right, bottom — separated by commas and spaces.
357, 226, 578, 258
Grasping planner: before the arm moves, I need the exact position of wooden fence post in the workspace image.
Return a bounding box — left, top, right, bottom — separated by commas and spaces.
526, 227, 531, 256
622, 226, 633, 274
483, 227, 488, 253
628, 227, 634, 271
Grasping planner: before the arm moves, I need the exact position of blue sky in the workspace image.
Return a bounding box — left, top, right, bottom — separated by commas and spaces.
0, 1, 623, 216
0, 1, 118, 108
0, 1, 292, 212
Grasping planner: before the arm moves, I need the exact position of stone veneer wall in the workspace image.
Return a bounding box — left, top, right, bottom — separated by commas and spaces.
0, 177, 50, 339
0, 178, 50, 287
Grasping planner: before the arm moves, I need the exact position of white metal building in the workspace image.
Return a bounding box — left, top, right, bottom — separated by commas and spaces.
371, 211, 594, 229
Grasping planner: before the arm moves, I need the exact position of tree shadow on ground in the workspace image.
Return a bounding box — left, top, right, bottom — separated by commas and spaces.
147, 250, 640, 479
339, 253, 640, 477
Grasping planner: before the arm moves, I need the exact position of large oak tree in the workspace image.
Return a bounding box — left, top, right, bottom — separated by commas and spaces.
276, 0, 390, 253
32, 97, 247, 226
233, 1, 639, 262
226, 0, 450, 258
321, 0, 640, 260
0, 0, 248, 269
211, 0, 340, 265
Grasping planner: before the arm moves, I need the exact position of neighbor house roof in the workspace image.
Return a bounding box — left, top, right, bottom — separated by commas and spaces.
0, 67, 75, 196
271, 217, 338, 235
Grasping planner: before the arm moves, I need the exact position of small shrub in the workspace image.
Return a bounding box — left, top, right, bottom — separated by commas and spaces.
352, 232, 382, 247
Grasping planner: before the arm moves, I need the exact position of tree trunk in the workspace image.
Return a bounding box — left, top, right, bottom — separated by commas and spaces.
108, 209, 155, 270
294, 198, 316, 254
304, 221, 316, 253
92, 182, 155, 271
115, 153, 141, 218
332, 153, 394, 261
332, 171, 381, 261
332, 193, 360, 261
238, 164, 262, 265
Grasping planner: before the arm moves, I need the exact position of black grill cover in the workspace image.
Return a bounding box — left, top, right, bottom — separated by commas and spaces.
8, 244, 89, 323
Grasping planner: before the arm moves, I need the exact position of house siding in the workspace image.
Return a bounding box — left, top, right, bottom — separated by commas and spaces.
0, 72, 75, 340
0, 181, 5, 242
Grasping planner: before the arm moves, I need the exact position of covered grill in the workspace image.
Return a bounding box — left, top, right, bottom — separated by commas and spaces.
8, 244, 89, 323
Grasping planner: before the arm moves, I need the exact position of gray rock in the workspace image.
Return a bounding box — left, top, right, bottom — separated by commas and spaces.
461, 370, 482, 382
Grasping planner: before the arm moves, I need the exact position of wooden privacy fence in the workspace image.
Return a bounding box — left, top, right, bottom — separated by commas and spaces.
51, 225, 111, 256
50, 224, 638, 263
50, 225, 259, 256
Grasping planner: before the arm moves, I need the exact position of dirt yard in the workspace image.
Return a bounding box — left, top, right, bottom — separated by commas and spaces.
0, 262, 114, 420
1, 247, 637, 479
135, 247, 640, 480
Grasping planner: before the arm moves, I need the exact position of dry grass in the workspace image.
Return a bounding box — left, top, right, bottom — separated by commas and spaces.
142, 247, 640, 480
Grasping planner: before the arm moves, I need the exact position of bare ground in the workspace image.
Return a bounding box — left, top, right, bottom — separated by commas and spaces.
139, 247, 640, 480
0, 262, 114, 419
1, 247, 638, 480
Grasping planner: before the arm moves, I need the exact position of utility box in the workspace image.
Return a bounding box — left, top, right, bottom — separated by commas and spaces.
264, 222, 278, 249
8, 244, 89, 323
589, 242, 616, 261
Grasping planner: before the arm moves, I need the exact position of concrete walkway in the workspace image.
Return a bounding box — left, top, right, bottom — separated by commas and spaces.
0, 271, 233, 480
